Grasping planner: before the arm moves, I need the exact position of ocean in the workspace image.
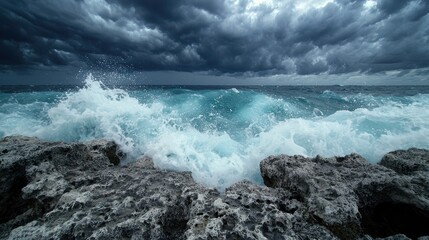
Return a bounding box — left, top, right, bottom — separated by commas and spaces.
1, 74, 429, 189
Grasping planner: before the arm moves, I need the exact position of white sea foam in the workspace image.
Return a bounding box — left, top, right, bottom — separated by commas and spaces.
1, 74, 428, 190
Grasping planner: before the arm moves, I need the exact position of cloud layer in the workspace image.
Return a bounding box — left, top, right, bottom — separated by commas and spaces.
1, 0, 428, 76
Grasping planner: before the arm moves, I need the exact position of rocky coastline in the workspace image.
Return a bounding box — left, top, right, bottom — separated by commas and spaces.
0, 135, 428, 240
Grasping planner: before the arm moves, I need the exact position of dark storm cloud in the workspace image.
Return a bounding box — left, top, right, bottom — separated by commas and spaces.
0, 0, 428, 76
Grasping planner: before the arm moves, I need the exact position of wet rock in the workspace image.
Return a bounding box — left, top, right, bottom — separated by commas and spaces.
260, 150, 429, 239
380, 148, 429, 175
1, 136, 428, 240
1, 136, 336, 240
0, 135, 124, 238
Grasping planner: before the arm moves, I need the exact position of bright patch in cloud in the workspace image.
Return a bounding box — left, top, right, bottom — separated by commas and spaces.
364, 0, 377, 10
294, 0, 335, 13
249, 0, 275, 7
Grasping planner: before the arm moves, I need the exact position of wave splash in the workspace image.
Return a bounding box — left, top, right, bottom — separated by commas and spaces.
1, 74, 428, 189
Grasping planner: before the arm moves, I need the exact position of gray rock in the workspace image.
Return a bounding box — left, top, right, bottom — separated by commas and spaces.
1, 136, 336, 240
380, 148, 429, 175
260, 150, 429, 240
0, 135, 124, 238
360, 234, 413, 240
1, 136, 428, 240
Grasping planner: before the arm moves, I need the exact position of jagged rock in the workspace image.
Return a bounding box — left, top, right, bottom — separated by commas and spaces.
260, 150, 429, 240
1, 136, 428, 240
0, 136, 124, 239
0, 136, 336, 240
380, 148, 429, 175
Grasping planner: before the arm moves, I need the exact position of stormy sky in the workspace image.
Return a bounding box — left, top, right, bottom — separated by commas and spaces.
1, 0, 429, 85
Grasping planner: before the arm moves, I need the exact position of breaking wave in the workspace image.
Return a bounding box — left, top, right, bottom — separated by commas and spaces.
1, 74, 428, 189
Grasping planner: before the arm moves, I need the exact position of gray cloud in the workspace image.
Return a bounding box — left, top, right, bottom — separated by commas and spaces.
0, 0, 428, 78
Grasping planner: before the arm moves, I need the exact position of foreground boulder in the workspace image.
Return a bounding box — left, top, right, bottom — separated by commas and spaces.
260, 151, 429, 239
0, 136, 338, 239
0, 136, 123, 236
0, 135, 428, 239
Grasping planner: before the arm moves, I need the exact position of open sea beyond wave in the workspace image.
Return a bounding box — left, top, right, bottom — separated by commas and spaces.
1, 75, 429, 189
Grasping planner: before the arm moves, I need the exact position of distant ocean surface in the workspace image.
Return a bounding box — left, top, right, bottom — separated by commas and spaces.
1, 75, 429, 189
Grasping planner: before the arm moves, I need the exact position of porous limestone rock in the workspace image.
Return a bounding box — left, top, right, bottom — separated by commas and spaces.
380, 148, 429, 175
1, 135, 428, 240
260, 151, 429, 239
0, 136, 336, 240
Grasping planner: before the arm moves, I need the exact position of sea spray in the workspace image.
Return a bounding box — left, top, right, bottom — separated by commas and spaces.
1, 74, 429, 189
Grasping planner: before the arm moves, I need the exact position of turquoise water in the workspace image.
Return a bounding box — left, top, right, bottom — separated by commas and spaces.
1, 74, 429, 189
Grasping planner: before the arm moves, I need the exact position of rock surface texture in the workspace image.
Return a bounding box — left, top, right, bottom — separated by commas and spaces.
260, 151, 429, 240
0, 135, 428, 240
